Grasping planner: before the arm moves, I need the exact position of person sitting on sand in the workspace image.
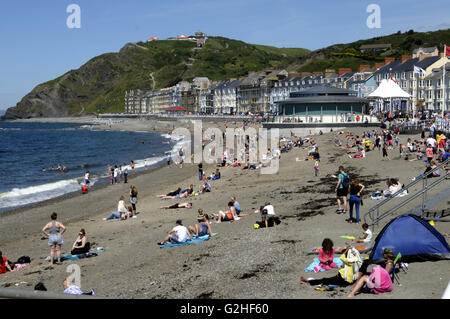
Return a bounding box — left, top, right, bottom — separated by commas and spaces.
201, 180, 212, 193
383, 178, 402, 197
348, 248, 394, 297
160, 202, 193, 209
300, 245, 361, 287
158, 220, 192, 245
0, 250, 14, 274
71, 229, 91, 255
63, 278, 95, 295
210, 168, 221, 180
408, 150, 424, 162
213, 201, 238, 223
315, 238, 338, 272
231, 196, 241, 215
103, 196, 128, 220
188, 210, 212, 237
42, 212, 67, 264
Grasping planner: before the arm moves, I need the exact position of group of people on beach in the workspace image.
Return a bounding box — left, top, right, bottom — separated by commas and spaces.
103, 185, 139, 220
108, 161, 134, 185
41, 212, 91, 264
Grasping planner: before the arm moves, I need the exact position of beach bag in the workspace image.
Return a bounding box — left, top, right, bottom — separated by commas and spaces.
342, 174, 350, 188
17, 256, 31, 264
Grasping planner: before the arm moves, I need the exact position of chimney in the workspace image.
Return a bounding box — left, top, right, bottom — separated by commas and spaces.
384, 57, 395, 64
358, 65, 371, 72
401, 55, 412, 62
374, 62, 385, 70
338, 68, 352, 76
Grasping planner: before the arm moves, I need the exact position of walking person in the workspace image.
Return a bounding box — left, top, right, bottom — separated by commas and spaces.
314, 160, 320, 177
198, 163, 203, 181
122, 163, 128, 183
131, 160, 135, 174
346, 179, 365, 224
335, 166, 349, 214
382, 143, 390, 161
113, 165, 119, 184
130, 185, 138, 216
42, 213, 66, 264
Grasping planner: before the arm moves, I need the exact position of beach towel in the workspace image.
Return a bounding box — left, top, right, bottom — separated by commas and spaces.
304, 257, 344, 272
159, 233, 216, 248
42, 248, 105, 262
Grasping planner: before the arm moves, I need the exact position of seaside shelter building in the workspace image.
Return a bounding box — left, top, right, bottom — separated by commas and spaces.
275, 85, 370, 123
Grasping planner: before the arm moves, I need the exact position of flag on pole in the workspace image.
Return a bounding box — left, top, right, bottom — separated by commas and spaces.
413, 65, 426, 77
445, 44, 450, 57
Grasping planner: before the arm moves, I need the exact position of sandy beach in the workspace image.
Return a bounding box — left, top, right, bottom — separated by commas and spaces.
1, 118, 449, 299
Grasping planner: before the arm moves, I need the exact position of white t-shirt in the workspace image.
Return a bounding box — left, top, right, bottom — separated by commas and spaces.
363, 229, 373, 243
172, 225, 189, 242
114, 168, 119, 177
263, 205, 275, 216
117, 200, 127, 213
84, 173, 89, 180
427, 138, 437, 147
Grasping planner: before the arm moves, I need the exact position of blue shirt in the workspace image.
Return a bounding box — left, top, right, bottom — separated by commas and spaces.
234, 201, 241, 212
443, 152, 450, 161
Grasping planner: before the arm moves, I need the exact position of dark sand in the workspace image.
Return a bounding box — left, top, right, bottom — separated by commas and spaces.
1, 119, 449, 299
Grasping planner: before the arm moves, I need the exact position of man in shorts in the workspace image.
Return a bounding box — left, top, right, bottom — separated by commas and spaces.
158, 220, 192, 245
335, 166, 349, 214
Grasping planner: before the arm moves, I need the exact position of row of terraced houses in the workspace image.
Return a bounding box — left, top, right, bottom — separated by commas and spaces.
124, 46, 450, 115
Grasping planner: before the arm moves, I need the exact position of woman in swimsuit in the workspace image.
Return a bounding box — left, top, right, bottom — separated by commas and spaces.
42, 212, 66, 264
188, 210, 212, 237
71, 229, 90, 255
160, 202, 193, 209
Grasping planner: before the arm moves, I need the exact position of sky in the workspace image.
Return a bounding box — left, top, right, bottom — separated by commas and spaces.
0, 0, 449, 112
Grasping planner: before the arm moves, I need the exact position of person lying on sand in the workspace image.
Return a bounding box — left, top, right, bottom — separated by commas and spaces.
160, 202, 193, 209
159, 185, 194, 199
103, 196, 128, 220
156, 187, 182, 198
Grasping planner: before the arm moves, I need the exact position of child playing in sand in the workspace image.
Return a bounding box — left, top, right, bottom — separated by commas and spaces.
314, 160, 320, 177
314, 238, 338, 272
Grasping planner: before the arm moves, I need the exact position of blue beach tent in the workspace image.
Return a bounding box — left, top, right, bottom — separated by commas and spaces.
370, 214, 450, 263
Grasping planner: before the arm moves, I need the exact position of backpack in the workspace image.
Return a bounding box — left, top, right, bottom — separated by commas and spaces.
342, 174, 350, 188
17, 256, 31, 264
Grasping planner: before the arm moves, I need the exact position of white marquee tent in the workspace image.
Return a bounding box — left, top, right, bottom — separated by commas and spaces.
368, 79, 412, 113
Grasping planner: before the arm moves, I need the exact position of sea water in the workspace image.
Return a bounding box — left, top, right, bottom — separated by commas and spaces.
0, 122, 186, 213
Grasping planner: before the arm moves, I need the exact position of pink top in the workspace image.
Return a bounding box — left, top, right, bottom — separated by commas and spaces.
367, 265, 392, 294
318, 248, 334, 264
426, 147, 433, 158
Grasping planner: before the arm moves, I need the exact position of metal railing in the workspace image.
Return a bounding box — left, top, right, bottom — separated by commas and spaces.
364, 157, 450, 230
